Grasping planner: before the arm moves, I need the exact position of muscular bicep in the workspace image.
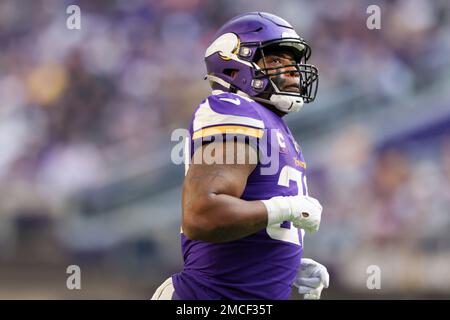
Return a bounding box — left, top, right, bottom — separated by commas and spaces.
181, 140, 268, 242
183, 141, 257, 200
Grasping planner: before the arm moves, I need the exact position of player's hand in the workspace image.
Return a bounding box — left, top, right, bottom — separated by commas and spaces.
294, 258, 329, 300
287, 195, 322, 232
262, 195, 322, 233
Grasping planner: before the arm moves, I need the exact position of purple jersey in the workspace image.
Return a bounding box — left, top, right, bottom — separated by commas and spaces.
172, 92, 308, 300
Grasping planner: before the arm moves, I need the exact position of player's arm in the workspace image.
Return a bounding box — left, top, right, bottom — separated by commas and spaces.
182, 140, 267, 243
182, 140, 322, 243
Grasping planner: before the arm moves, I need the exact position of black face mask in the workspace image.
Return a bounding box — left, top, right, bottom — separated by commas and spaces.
252, 41, 318, 103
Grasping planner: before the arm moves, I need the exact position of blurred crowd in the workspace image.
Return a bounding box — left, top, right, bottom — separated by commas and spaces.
0, 0, 449, 297
306, 125, 450, 293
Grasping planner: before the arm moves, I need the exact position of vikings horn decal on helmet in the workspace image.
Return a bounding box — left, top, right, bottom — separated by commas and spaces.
204, 12, 319, 113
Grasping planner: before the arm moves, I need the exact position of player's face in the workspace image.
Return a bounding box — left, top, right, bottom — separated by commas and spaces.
256, 51, 300, 93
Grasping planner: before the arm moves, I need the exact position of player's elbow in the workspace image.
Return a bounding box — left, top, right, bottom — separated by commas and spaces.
182, 195, 222, 242
182, 214, 218, 242
182, 222, 212, 242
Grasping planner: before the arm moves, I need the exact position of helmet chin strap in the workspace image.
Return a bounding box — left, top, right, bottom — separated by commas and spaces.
270, 94, 304, 113
250, 94, 304, 113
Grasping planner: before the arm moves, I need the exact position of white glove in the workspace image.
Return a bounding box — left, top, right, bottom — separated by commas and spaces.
294, 258, 329, 300
262, 195, 322, 233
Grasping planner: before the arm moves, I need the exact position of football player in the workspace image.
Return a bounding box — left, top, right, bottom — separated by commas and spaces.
152, 12, 329, 300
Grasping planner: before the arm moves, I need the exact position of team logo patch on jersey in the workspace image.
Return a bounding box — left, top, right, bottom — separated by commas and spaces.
293, 157, 306, 169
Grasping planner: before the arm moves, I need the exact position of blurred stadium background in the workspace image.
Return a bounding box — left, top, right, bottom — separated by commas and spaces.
0, 0, 449, 299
